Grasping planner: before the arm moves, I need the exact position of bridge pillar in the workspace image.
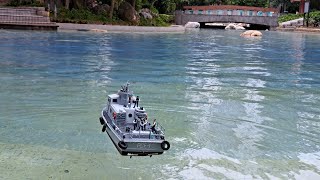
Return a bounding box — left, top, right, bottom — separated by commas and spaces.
174, 10, 183, 25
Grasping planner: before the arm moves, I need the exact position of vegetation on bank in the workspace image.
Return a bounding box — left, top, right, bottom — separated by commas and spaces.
139, 14, 174, 26
50, 8, 173, 26
5, 0, 320, 26
278, 13, 303, 23
6, 0, 43, 7
6, 0, 175, 26
51, 8, 120, 25
279, 11, 320, 27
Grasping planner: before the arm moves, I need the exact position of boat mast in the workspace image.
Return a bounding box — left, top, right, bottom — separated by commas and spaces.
118, 82, 132, 107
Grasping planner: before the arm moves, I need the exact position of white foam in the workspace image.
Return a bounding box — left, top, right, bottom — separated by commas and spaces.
179, 167, 211, 180
55, 40, 81, 42
265, 173, 282, 180
297, 112, 319, 119
199, 164, 258, 180
243, 89, 265, 102
242, 78, 266, 88
293, 170, 320, 180
250, 71, 271, 76
298, 152, 320, 170
172, 137, 187, 142
243, 67, 267, 71
182, 148, 241, 165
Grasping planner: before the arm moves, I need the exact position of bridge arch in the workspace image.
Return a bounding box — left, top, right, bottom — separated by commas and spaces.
175, 5, 279, 29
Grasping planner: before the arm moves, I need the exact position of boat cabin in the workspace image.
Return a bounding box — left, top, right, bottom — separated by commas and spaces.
99, 83, 170, 156
106, 88, 147, 128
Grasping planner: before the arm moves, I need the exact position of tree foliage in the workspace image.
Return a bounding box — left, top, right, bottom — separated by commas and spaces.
9, 0, 318, 25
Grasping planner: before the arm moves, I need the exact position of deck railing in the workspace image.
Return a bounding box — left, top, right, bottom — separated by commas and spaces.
120, 122, 166, 140
183, 5, 279, 17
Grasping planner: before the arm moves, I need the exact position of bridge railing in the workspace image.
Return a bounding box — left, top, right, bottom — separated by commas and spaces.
183, 5, 279, 17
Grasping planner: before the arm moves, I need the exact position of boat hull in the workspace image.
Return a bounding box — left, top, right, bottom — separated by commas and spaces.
101, 111, 165, 156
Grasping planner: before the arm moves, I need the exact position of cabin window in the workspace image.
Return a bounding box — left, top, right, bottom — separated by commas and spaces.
227, 10, 232, 15
257, 11, 263, 16
108, 98, 111, 102
217, 10, 223, 15
128, 113, 132, 118
112, 99, 117, 103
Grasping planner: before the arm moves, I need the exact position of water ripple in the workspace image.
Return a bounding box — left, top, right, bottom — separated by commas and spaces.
1, 29, 320, 179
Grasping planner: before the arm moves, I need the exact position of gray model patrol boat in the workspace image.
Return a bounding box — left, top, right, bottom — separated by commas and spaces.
99, 83, 170, 156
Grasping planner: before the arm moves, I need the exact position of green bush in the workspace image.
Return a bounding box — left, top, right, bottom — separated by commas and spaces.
154, 16, 168, 26
6, 0, 44, 7
51, 8, 110, 24
310, 11, 320, 27
278, 13, 303, 23
139, 14, 173, 26
159, 14, 173, 23
150, 6, 159, 15
278, 11, 320, 27
51, 7, 173, 27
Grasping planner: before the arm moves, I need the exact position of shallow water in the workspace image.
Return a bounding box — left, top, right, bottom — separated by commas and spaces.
0, 29, 320, 179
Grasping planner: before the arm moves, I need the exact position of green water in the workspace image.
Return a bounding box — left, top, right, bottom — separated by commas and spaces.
0, 29, 319, 179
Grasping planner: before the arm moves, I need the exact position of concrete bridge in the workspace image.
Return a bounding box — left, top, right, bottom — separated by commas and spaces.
175, 5, 279, 29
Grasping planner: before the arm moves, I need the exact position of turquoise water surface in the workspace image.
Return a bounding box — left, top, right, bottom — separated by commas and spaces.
0, 29, 320, 179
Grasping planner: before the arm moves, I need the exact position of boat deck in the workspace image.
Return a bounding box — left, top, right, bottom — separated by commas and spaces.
103, 109, 164, 141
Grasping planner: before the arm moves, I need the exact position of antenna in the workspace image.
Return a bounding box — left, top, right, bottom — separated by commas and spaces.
125, 81, 130, 92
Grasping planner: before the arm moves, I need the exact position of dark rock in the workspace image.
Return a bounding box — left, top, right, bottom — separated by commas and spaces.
118, 1, 140, 24
92, 4, 111, 16
64, 170, 69, 173
85, 0, 98, 9
139, 8, 153, 19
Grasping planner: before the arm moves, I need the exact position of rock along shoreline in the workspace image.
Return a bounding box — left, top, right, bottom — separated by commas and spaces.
57, 23, 186, 33
276, 27, 320, 33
